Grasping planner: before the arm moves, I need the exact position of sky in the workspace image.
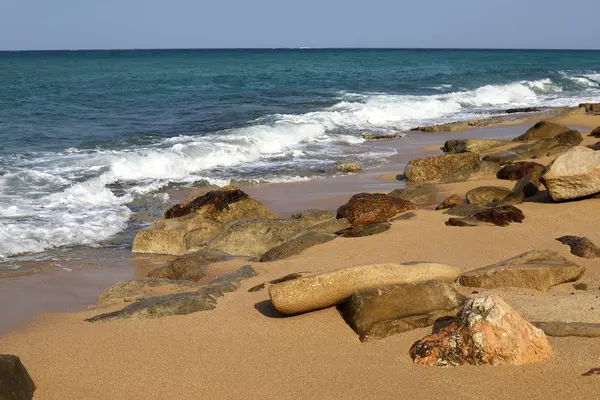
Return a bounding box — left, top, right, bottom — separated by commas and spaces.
0, 0, 598, 50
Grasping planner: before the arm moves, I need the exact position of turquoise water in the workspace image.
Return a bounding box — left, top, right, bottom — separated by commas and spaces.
0, 49, 599, 259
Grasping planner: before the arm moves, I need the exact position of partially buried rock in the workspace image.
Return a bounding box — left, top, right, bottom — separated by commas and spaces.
554, 130, 583, 147
0, 355, 36, 400
147, 248, 230, 281
208, 219, 307, 258
511, 169, 542, 199
248, 273, 303, 293
342, 281, 465, 342
336, 193, 418, 227
96, 277, 199, 306
541, 146, 600, 201
307, 218, 351, 234
466, 186, 513, 205
133, 186, 276, 255
409, 294, 552, 366
435, 194, 465, 210
556, 236, 600, 258
336, 221, 391, 238
590, 126, 600, 138
269, 262, 461, 315
587, 141, 600, 151
513, 121, 571, 142
458, 249, 584, 291
290, 210, 335, 227
448, 205, 524, 227
497, 162, 545, 181
87, 266, 257, 322
443, 204, 488, 217
532, 322, 600, 338
441, 139, 510, 154
260, 232, 336, 262
334, 162, 361, 173
388, 184, 437, 206
404, 152, 481, 183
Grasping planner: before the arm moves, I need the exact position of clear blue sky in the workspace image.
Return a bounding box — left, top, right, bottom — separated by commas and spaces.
1, 0, 598, 50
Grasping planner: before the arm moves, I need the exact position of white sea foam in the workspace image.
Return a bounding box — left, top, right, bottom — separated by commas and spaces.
1, 74, 599, 258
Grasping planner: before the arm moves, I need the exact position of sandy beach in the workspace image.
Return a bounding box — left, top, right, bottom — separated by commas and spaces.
2, 110, 600, 399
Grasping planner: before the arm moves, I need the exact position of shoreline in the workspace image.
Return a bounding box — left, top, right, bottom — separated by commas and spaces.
0, 105, 597, 335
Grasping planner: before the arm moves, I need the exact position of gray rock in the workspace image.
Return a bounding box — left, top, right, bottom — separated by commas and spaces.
209, 265, 258, 285
342, 281, 465, 342
147, 248, 230, 281
0, 355, 35, 400
290, 210, 335, 227
404, 153, 481, 183
96, 278, 199, 306
388, 184, 437, 206
513, 121, 571, 141
556, 236, 600, 258
260, 232, 336, 262
435, 194, 465, 210
441, 139, 510, 154
337, 222, 391, 238
459, 249, 585, 291
532, 322, 600, 338
554, 130, 583, 147
547, 145, 573, 156
466, 186, 513, 205
512, 170, 541, 199
307, 218, 351, 234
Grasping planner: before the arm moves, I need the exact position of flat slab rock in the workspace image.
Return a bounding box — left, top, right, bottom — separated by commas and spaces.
87, 266, 257, 322
341, 281, 465, 342
532, 322, 600, 338
446, 205, 525, 227
268, 262, 461, 315
0, 355, 36, 400
96, 277, 200, 306
147, 248, 230, 281
466, 186, 512, 205
260, 232, 336, 262
459, 249, 584, 291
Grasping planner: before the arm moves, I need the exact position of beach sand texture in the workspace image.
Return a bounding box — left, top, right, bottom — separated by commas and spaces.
1, 111, 600, 399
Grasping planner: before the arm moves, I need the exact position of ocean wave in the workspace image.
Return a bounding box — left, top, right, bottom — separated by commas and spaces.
1, 73, 599, 258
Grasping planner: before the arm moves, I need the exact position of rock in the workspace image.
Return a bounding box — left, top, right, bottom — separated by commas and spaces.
573, 282, 588, 290
208, 219, 306, 258
336, 193, 418, 227
248, 273, 303, 293
336, 222, 391, 238
556, 236, 600, 258
582, 368, 600, 376
443, 204, 488, 217
505, 107, 544, 114
290, 210, 335, 227
96, 278, 199, 306
404, 153, 481, 183
413, 121, 471, 132
546, 145, 571, 156
482, 151, 526, 165
268, 262, 461, 315
435, 194, 465, 210
342, 281, 465, 341
458, 249, 584, 291
498, 191, 525, 205
0, 355, 35, 400
133, 186, 276, 255
496, 162, 545, 181
388, 184, 437, 206
441, 139, 510, 154
307, 218, 351, 234
590, 126, 600, 138
248, 283, 266, 292
541, 146, 600, 201
587, 141, 600, 151
87, 266, 257, 322
470, 205, 524, 226
260, 232, 336, 262
466, 186, 513, 205
512, 170, 542, 199
532, 322, 600, 338
147, 248, 230, 281
334, 162, 361, 173
555, 130, 583, 147
512, 138, 560, 157
409, 294, 552, 366
357, 311, 459, 343
445, 218, 482, 227
513, 121, 571, 142
580, 103, 600, 113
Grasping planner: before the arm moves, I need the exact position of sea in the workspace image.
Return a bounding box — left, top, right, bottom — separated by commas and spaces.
1, 48, 599, 271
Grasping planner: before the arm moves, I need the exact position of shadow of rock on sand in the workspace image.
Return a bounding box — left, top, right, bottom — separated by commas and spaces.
254, 300, 284, 319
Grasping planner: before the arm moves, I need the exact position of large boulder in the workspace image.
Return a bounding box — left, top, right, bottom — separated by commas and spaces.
458, 249, 584, 291
96, 278, 199, 306
441, 139, 510, 154
342, 281, 465, 342
496, 162, 545, 181
541, 146, 600, 201
554, 130, 583, 147
268, 262, 461, 315
0, 355, 35, 400
404, 153, 481, 183
513, 121, 571, 141
409, 294, 552, 366
336, 193, 418, 227
556, 236, 600, 258
133, 186, 277, 255
147, 248, 230, 281
260, 232, 336, 262
208, 219, 306, 258
87, 266, 257, 322
466, 186, 512, 205
388, 184, 437, 206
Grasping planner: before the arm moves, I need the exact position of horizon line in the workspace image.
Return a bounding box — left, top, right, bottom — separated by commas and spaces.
1, 46, 600, 52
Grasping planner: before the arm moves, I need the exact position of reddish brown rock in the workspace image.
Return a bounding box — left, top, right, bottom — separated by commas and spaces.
409, 294, 552, 366
336, 193, 418, 227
